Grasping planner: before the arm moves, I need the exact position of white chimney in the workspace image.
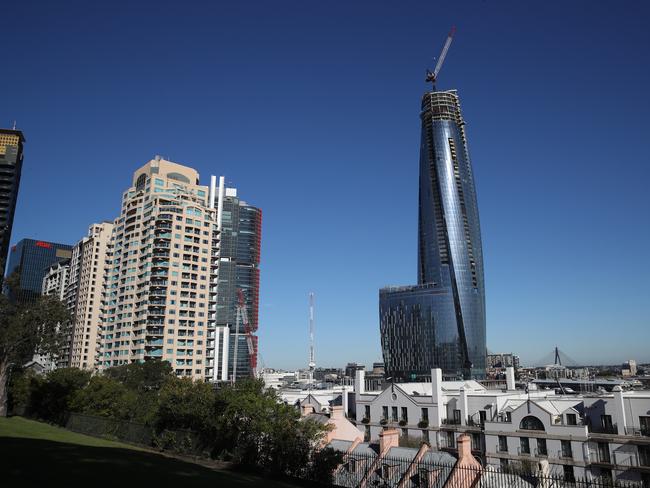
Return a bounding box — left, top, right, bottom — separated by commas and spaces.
431, 368, 443, 427
460, 386, 468, 426
354, 369, 365, 399
506, 367, 516, 391
613, 386, 627, 435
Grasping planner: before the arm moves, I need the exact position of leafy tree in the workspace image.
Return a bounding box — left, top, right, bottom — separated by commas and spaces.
29, 368, 91, 424
0, 274, 70, 416
69, 375, 138, 420
156, 377, 218, 435
103, 361, 173, 392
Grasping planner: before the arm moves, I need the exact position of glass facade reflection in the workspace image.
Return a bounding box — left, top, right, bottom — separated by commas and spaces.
380, 89, 485, 380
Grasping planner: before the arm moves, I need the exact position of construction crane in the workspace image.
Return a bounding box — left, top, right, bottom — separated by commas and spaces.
426, 26, 456, 90
308, 292, 315, 385
232, 289, 257, 383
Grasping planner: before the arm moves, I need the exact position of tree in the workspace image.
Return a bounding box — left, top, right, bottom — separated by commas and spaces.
28, 368, 91, 424
0, 274, 70, 416
69, 375, 138, 420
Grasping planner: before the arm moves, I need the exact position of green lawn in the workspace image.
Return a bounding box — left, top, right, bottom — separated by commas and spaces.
0, 416, 301, 487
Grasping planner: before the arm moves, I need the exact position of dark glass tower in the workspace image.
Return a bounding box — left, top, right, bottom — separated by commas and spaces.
214, 194, 262, 381
5, 238, 73, 304
0, 128, 25, 278
380, 89, 486, 380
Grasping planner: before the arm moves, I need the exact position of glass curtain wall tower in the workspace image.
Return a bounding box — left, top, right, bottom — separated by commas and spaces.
380, 88, 486, 380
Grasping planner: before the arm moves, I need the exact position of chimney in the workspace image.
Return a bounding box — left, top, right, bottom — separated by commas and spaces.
459, 386, 468, 426
456, 434, 474, 465
431, 368, 443, 427
301, 404, 315, 417
379, 428, 399, 453
355, 369, 366, 398
342, 387, 349, 417
330, 404, 344, 420
506, 367, 516, 391
613, 386, 627, 435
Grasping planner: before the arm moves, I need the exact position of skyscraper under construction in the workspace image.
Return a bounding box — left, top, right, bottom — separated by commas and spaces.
380, 31, 486, 380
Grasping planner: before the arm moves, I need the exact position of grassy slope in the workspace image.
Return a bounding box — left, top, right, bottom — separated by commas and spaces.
0, 416, 299, 487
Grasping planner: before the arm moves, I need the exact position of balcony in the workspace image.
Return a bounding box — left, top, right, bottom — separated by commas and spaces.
145, 339, 163, 347
558, 449, 573, 460
442, 418, 461, 426
588, 424, 618, 435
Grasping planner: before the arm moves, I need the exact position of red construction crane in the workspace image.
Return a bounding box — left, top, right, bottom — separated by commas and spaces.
235, 289, 257, 377
426, 26, 456, 89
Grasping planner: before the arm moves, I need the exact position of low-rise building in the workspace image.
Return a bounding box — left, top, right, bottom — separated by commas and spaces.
352, 368, 650, 485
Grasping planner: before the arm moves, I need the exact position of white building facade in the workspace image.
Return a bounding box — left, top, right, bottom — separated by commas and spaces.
353, 368, 650, 485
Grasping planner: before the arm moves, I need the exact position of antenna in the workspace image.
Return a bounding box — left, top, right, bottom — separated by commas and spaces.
12, 120, 16, 130
426, 26, 456, 90
308, 292, 315, 385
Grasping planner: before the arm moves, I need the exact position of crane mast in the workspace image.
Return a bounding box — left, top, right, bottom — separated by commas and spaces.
426, 26, 456, 90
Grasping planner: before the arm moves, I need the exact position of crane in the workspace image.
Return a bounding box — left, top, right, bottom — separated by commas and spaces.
426, 26, 456, 90
232, 289, 257, 383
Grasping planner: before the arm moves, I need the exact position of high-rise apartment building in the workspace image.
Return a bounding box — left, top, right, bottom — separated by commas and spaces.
100, 158, 261, 382
42, 260, 70, 301
65, 223, 113, 370
0, 128, 25, 278
379, 87, 486, 380
6, 238, 73, 303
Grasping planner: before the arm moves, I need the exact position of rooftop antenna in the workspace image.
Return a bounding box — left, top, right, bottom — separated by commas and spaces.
12, 120, 16, 130
426, 26, 456, 90
308, 292, 315, 386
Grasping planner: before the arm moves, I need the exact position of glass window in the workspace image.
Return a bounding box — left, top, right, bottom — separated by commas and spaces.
498, 435, 508, 452
536, 438, 547, 456
520, 437, 530, 454
155, 178, 164, 186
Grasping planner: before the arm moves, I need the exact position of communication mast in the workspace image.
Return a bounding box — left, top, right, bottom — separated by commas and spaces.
426, 26, 456, 90
308, 292, 315, 385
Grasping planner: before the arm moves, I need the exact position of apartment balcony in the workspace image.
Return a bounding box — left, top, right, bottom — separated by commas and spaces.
145, 349, 163, 358
558, 449, 573, 460
145, 339, 164, 347
156, 214, 173, 221
152, 242, 171, 249
588, 424, 619, 435
148, 299, 166, 305
145, 328, 164, 336
442, 418, 462, 426
625, 426, 650, 437
146, 318, 164, 326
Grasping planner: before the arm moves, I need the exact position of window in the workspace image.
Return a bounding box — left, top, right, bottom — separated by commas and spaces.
453, 409, 461, 424
520, 416, 545, 431
536, 438, 547, 456
382, 406, 388, 421
563, 465, 575, 483
364, 426, 370, 442
471, 433, 481, 451
421, 408, 429, 422
561, 440, 572, 459
479, 410, 487, 425
597, 442, 610, 463
566, 413, 577, 425
401, 407, 408, 423
520, 437, 530, 455
446, 431, 455, 448
498, 436, 508, 453
601, 414, 613, 431
364, 405, 370, 420
392, 406, 398, 422
640, 416, 650, 436
422, 430, 429, 443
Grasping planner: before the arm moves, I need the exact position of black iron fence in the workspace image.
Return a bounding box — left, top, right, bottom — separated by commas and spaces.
65, 412, 204, 456
331, 450, 646, 488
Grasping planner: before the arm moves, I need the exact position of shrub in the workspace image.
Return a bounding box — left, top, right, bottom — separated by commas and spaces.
418, 420, 429, 428
29, 368, 91, 424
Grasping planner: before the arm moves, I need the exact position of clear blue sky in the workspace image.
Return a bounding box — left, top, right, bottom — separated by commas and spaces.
3, 1, 649, 368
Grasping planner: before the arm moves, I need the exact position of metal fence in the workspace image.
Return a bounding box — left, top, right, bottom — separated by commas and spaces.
331, 450, 647, 488
65, 412, 204, 456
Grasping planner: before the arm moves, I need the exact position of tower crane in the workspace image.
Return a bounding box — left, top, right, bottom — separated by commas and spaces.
232, 289, 257, 383
426, 26, 456, 90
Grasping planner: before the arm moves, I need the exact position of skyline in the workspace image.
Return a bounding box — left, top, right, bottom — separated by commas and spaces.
3, 1, 649, 368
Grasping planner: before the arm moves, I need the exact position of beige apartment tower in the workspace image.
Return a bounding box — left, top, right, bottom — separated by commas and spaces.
67, 223, 114, 370
100, 158, 215, 380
